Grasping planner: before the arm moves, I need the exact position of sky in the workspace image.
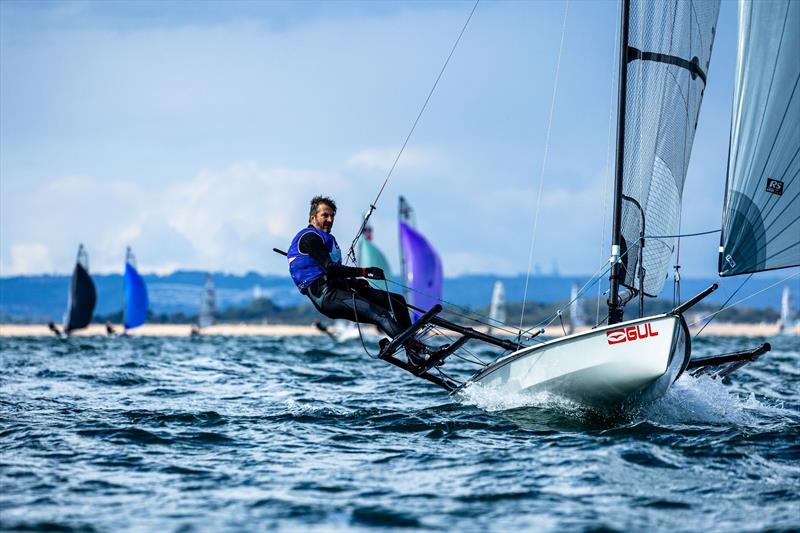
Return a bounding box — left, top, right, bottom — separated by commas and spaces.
0, 0, 761, 281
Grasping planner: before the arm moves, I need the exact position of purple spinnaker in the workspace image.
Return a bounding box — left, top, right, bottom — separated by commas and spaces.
399, 221, 443, 321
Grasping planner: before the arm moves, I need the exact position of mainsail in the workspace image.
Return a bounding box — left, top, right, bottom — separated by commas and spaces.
64, 244, 97, 333
719, 0, 800, 276
611, 0, 720, 304
123, 246, 148, 330
358, 219, 393, 290
398, 196, 443, 321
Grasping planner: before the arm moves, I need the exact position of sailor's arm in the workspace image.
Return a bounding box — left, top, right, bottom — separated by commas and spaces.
298, 232, 364, 279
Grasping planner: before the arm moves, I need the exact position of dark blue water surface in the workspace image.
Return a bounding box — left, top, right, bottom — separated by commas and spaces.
1, 334, 799, 532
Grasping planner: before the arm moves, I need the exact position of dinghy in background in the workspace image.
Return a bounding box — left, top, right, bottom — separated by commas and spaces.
398, 196, 443, 322
488, 281, 507, 335
63, 244, 97, 335
358, 217, 394, 291
122, 247, 148, 333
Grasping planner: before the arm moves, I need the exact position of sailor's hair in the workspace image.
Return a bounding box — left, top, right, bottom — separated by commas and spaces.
309, 196, 337, 221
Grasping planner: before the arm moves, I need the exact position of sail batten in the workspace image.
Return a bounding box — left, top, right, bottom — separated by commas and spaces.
720, 0, 800, 276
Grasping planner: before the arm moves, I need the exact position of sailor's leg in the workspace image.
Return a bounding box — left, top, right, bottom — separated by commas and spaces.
311, 286, 405, 337
353, 285, 413, 331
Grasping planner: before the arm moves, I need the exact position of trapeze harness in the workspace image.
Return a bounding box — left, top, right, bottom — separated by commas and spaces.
287, 226, 412, 337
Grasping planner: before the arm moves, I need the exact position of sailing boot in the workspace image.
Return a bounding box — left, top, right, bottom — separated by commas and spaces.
378, 338, 391, 358
404, 339, 429, 369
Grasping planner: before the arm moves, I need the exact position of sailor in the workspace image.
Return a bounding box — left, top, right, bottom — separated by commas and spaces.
47, 321, 63, 337
287, 196, 426, 364
313, 319, 336, 340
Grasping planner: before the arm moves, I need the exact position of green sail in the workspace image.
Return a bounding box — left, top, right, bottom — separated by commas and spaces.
358, 236, 394, 290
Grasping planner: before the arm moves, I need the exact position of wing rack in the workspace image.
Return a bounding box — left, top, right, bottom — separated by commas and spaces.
376, 304, 520, 392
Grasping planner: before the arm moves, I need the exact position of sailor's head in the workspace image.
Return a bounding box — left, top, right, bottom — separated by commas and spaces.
309, 195, 337, 233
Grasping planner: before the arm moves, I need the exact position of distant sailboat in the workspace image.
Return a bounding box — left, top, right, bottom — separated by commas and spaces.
778, 286, 798, 336
568, 283, 585, 334
398, 196, 443, 321
198, 274, 216, 329
358, 216, 394, 290
488, 281, 507, 334
123, 247, 148, 333
63, 244, 97, 335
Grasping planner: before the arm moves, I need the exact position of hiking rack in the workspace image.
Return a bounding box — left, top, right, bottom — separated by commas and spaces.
376, 303, 521, 392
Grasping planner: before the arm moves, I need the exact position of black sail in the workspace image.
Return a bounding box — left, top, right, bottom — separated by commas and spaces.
64, 245, 97, 333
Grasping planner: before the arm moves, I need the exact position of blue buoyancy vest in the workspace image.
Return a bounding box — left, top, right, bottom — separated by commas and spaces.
287, 226, 342, 294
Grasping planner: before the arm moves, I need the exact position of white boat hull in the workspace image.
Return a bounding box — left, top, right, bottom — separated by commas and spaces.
467, 314, 690, 410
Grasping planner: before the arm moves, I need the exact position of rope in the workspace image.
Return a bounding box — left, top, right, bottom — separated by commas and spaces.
518, 248, 629, 338
344, 0, 481, 264
644, 228, 721, 239
352, 291, 379, 359
518, 0, 570, 337
431, 325, 488, 367
689, 271, 799, 328
693, 274, 751, 338
383, 279, 397, 322
384, 279, 522, 337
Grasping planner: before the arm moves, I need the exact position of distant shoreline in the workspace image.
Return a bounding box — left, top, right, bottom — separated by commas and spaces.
1, 322, 795, 338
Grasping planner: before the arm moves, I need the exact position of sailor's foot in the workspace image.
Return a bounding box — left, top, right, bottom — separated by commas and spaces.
405, 346, 428, 368
427, 344, 450, 367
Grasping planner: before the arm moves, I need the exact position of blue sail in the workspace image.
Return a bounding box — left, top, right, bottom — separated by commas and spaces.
123, 249, 148, 330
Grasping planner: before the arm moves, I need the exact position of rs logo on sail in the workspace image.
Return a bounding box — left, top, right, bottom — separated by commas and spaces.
606, 323, 659, 345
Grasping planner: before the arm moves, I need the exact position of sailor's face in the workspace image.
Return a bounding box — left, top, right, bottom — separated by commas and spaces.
311, 204, 335, 233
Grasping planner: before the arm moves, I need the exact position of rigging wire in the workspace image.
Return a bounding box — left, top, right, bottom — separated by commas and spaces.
517, 247, 633, 339
645, 228, 721, 239
384, 279, 522, 336
344, 0, 481, 265
688, 271, 800, 328
597, 0, 620, 325
518, 0, 570, 340
692, 273, 751, 338
430, 325, 488, 366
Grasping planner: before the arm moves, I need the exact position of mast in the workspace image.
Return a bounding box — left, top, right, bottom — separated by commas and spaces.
607, 0, 630, 325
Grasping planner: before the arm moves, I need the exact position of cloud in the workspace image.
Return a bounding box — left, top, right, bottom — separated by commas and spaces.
1, 160, 377, 275
4, 243, 54, 275
161, 161, 352, 269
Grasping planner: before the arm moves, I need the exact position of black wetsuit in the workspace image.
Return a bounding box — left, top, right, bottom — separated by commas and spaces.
299, 231, 412, 337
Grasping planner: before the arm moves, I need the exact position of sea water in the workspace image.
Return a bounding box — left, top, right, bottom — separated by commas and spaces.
1, 334, 798, 531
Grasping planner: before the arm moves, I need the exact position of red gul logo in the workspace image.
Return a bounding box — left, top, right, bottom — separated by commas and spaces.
606, 323, 659, 345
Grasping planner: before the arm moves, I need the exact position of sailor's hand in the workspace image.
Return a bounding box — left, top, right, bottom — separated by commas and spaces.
362, 267, 385, 280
